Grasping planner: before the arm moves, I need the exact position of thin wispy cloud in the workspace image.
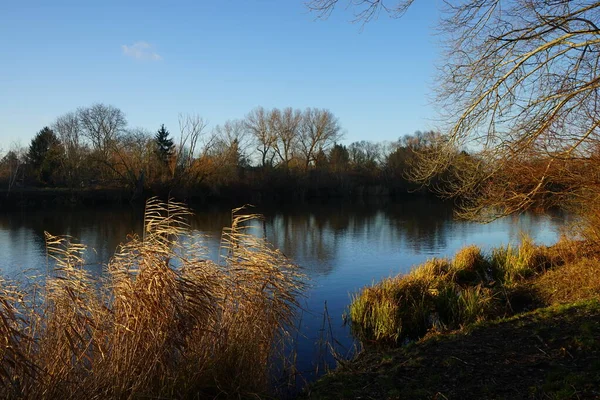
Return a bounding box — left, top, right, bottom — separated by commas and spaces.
121, 41, 162, 61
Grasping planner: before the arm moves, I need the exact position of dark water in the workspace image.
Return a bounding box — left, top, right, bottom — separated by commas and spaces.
0, 198, 567, 382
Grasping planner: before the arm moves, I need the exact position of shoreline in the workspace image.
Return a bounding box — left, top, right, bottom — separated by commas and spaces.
0, 186, 438, 211
304, 239, 600, 399
305, 299, 600, 399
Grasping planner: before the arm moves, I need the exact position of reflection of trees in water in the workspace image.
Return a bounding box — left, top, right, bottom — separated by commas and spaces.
501, 211, 568, 245
265, 212, 337, 275
0, 205, 256, 276
382, 198, 454, 254
187, 208, 233, 262
0, 200, 566, 279
269, 202, 387, 274
188, 207, 233, 234
259, 198, 455, 276
0, 208, 145, 275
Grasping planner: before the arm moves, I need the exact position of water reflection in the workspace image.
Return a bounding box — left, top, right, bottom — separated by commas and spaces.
0, 208, 145, 276
251, 199, 450, 276
0, 200, 568, 382
0, 200, 567, 279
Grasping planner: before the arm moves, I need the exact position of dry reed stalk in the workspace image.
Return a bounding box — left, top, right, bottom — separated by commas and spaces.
0, 198, 305, 399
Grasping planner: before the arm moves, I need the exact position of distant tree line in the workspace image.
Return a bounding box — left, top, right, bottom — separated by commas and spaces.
0, 103, 457, 203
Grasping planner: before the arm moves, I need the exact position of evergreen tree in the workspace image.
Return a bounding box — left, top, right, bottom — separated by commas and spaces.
328, 143, 349, 172
27, 127, 62, 184
154, 124, 174, 164
314, 149, 328, 169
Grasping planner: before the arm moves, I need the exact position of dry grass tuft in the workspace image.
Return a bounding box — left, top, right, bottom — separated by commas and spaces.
0, 198, 304, 399
489, 234, 551, 285
451, 245, 488, 283
535, 258, 600, 304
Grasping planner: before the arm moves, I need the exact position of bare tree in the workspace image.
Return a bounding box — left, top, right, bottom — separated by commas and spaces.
77, 104, 127, 183
244, 107, 277, 167
308, 0, 414, 24
115, 128, 153, 196
272, 107, 302, 168
203, 120, 252, 184
54, 112, 86, 188
174, 113, 209, 184
349, 140, 382, 169
298, 108, 342, 170
211, 119, 251, 166
176, 114, 208, 172
310, 0, 600, 221
1, 144, 26, 193
78, 104, 126, 157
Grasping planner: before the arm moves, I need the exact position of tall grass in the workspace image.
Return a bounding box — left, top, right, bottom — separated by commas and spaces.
450, 245, 488, 283
0, 198, 304, 399
489, 234, 549, 285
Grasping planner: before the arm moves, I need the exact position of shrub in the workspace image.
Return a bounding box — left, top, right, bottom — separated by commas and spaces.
349, 231, 600, 347
348, 257, 491, 343
349, 259, 454, 343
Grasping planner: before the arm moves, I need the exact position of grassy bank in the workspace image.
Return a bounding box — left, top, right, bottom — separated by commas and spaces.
348, 236, 599, 343
0, 199, 304, 399
307, 299, 600, 399
306, 236, 600, 399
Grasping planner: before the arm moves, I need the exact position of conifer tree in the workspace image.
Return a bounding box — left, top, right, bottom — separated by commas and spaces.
27, 127, 62, 184
154, 124, 174, 164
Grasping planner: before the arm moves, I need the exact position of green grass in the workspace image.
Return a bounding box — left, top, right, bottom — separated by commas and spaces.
348, 259, 451, 342
450, 245, 488, 283
348, 235, 599, 344
348, 247, 497, 343
489, 234, 549, 285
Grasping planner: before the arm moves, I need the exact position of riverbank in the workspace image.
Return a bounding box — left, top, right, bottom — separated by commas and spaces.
305, 239, 600, 399
0, 185, 431, 211
306, 299, 600, 399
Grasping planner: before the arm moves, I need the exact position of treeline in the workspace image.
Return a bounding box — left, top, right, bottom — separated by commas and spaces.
0, 103, 448, 204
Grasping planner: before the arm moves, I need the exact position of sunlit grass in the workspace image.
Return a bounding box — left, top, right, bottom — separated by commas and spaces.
489, 234, 550, 285
450, 245, 488, 284
535, 258, 600, 304
0, 198, 304, 399
349, 234, 599, 344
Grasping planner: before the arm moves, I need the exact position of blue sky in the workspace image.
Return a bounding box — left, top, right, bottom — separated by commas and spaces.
0, 0, 441, 152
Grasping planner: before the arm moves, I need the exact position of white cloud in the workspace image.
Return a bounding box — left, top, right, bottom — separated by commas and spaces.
121, 41, 162, 61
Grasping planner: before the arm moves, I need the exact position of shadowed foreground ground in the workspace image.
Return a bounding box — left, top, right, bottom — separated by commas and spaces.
306, 300, 600, 399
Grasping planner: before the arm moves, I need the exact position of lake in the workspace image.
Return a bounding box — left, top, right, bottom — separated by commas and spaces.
0, 197, 567, 383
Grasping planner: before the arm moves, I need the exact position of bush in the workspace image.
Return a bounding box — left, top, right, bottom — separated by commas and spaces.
349, 255, 498, 343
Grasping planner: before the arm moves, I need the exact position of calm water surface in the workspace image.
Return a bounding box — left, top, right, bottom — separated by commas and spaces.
0, 198, 567, 381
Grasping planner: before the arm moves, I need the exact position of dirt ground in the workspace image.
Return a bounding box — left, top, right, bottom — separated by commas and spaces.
305, 300, 600, 399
